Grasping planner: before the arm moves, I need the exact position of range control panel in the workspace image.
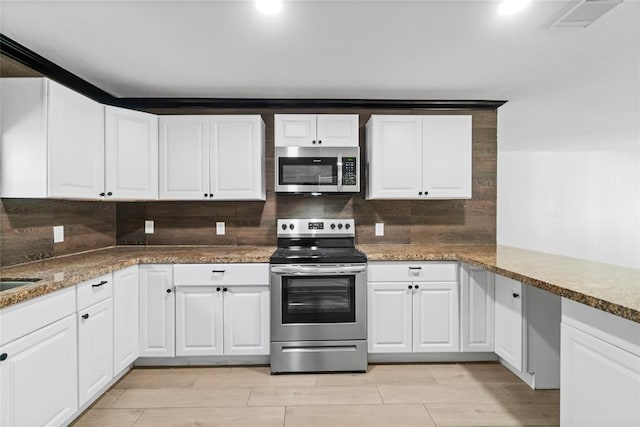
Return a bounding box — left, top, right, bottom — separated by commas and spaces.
277, 218, 355, 237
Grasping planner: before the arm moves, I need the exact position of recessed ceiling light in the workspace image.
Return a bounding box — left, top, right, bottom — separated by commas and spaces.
255, 0, 283, 15
498, 0, 532, 15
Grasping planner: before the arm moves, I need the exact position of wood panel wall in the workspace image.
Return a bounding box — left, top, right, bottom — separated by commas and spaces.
0, 199, 116, 267
117, 108, 496, 247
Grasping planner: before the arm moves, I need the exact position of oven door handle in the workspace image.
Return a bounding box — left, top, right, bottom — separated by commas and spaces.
271, 265, 367, 275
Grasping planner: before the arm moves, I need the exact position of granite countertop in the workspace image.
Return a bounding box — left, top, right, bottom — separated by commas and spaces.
1, 244, 638, 324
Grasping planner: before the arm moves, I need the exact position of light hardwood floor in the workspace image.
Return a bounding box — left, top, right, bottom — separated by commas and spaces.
73, 363, 559, 427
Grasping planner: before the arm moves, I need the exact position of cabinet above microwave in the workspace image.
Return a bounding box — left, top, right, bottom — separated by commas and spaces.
274, 114, 359, 147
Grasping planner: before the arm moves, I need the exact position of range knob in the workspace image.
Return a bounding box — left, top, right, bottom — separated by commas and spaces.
345, 223, 351, 230
281, 224, 287, 230
289, 224, 295, 230
337, 223, 343, 230
330, 223, 336, 230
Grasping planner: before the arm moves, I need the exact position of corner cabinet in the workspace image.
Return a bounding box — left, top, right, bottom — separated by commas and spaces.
174, 264, 270, 357
159, 115, 265, 200
139, 265, 175, 357
274, 114, 359, 147
368, 262, 460, 353
366, 115, 472, 200
105, 106, 159, 200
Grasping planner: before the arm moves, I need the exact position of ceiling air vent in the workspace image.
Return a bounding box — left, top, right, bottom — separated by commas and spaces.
549, 0, 623, 29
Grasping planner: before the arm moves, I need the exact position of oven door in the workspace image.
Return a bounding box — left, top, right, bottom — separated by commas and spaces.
270, 264, 367, 342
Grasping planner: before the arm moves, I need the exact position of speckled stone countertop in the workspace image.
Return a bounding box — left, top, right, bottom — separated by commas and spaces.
1, 244, 638, 324
361, 244, 640, 324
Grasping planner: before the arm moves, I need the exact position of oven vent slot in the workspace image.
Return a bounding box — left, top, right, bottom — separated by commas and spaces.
549, 0, 623, 29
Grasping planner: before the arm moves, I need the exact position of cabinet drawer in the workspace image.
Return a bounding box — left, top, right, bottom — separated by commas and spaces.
77, 273, 113, 310
368, 262, 458, 282
0, 286, 76, 346
174, 264, 269, 286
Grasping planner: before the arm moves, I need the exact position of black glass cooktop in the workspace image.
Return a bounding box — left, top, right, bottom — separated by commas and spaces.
270, 246, 367, 264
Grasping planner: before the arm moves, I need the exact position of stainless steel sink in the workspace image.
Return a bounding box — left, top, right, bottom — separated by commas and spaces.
0, 279, 41, 292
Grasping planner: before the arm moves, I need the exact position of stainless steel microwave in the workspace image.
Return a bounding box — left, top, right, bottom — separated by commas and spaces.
275, 146, 360, 193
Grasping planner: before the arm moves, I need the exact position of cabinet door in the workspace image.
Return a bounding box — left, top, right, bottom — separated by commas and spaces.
494, 276, 523, 370
422, 115, 472, 199
139, 265, 175, 357
78, 298, 113, 407
367, 116, 423, 199
210, 116, 265, 200
368, 282, 413, 353
274, 114, 317, 146
413, 282, 460, 352
223, 286, 270, 355
113, 266, 139, 375
460, 265, 495, 352
175, 287, 223, 356
105, 106, 158, 200
316, 114, 359, 147
48, 80, 105, 199
561, 322, 640, 426
159, 116, 210, 200
0, 314, 77, 427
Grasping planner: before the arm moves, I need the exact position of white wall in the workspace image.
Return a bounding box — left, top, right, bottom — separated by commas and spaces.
497, 2, 640, 269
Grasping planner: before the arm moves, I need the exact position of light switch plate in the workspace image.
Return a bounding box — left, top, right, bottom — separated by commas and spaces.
53, 225, 64, 243
375, 223, 384, 236
145, 220, 154, 234
216, 222, 225, 235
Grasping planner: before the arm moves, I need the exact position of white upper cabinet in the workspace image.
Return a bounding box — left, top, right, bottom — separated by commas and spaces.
275, 114, 359, 147
366, 114, 472, 200
159, 116, 210, 200
0, 78, 105, 199
159, 115, 265, 201
209, 116, 265, 200
105, 106, 159, 200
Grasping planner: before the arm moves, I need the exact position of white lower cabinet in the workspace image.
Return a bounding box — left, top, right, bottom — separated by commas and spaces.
494, 275, 523, 370
174, 264, 270, 357
460, 264, 495, 352
561, 298, 640, 426
367, 262, 460, 353
113, 265, 139, 375
139, 265, 175, 357
77, 298, 113, 407
0, 314, 78, 427
176, 286, 224, 356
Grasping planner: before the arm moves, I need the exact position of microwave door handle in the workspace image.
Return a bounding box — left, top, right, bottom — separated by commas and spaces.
337, 153, 343, 191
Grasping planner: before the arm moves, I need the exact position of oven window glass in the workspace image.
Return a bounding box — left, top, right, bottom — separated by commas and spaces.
279, 157, 338, 186
282, 275, 355, 323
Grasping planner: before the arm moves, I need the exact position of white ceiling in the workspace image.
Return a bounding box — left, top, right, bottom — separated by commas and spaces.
0, 0, 636, 99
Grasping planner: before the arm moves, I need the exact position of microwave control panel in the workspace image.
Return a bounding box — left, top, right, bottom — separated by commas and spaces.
342, 157, 357, 186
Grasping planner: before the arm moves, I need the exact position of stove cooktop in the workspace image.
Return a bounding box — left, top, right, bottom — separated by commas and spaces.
269, 246, 367, 264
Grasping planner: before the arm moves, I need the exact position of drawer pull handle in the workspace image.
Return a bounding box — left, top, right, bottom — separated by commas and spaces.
211, 270, 226, 273
0, 353, 7, 361
408, 267, 422, 270
92, 280, 108, 288
512, 293, 520, 298
82, 313, 89, 320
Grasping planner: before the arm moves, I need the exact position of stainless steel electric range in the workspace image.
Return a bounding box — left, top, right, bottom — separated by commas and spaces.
269, 218, 368, 374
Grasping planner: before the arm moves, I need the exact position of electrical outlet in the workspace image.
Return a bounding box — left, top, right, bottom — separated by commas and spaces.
375, 223, 384, 237
145, 220, 154, 234
216, 222, 225, 235
53, 225, 64, 243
